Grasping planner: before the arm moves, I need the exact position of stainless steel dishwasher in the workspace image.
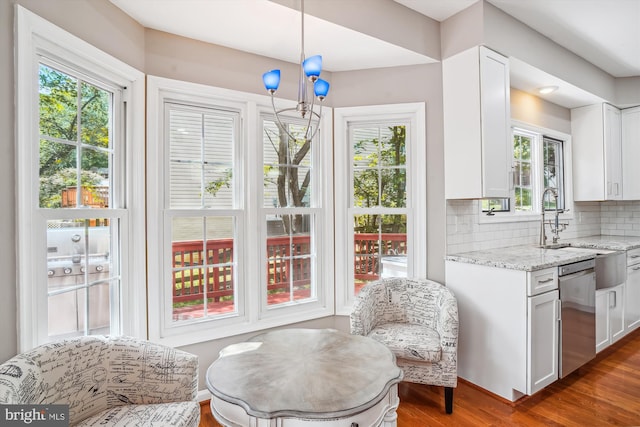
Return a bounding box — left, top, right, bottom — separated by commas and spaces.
558, 258, 596, 378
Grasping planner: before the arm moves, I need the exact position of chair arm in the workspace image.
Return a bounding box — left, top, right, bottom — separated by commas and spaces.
350, 281, 386, 336
436, 289, 459, 354
107, 337, 199, 405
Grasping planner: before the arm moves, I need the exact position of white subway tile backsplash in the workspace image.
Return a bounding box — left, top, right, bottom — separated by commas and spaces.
446, 200, 640, 254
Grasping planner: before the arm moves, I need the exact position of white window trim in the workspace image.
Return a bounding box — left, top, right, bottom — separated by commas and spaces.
147, 76, 334, 347
334, 103, 427, 315
15, 6, 146, 351
478, 120, 574, 224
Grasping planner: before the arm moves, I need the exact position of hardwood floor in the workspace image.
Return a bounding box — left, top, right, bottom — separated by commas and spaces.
199, 329, 640, 426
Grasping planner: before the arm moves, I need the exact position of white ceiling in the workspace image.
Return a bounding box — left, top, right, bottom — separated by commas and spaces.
110, 0, 639, 107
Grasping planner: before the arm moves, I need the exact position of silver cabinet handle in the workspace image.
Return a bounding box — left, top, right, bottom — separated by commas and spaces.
609, 290, 617, 309
538, 278, 554, 284
557, 299, 562, 321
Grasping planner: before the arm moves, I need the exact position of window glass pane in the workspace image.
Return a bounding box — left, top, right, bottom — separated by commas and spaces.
169, 107, 235, 209
80, 81, 110, 148
80, 147, 110, 208
352, 128, 379, 168
47, 219, 117, 339
544, 137, 564, 210
352, 213, 407, 293
263, 119, 313, 208
204, 114, 234, 208
379, 126, 405, 167
39, 64, 77, 141
381, 168, 406, 208
172, 216, 236, 321
513, 132, 533, 212
40, 141, 77, 208
481, 199, 510, 212
205, 216, 235, 316
266, 214, 314, 306
353, 168, 380, 208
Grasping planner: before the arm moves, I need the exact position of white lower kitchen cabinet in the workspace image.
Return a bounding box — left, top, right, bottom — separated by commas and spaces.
625, 263, 640, 332
445, 261, 559, 401
596, 284, 625, 353
625, 247, 640, 333
527, 289, 560, 394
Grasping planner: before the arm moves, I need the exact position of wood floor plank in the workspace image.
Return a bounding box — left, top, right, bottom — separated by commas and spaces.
199, 329, 640, 426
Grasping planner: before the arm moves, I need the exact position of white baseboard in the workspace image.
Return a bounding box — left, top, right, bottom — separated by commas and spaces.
197, 389, 212, 402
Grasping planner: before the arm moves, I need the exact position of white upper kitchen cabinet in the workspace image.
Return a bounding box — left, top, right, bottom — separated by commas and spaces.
443, 46, 512, 199
571, 103, 622, 201
622, 106, 640, 200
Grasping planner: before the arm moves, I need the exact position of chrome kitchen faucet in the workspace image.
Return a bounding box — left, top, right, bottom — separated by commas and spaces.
539, 187, 568, 247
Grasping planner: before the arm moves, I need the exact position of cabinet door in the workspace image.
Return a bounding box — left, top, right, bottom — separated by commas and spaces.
595, 290, 610, 353
625, 265, 640, 332
443, 46, 511, 199
480, 47, 511, 198
527, 290, 559, 395
610, 284, 625, 343
622, 107, 640, 200
604, 104, 622, 199
571, 103, 622, 201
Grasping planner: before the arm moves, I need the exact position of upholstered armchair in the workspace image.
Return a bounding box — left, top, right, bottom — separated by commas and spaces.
0, 335, 200, 426
350, 278, 458, 414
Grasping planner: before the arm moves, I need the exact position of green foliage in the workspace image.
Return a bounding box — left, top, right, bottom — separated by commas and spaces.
353, 125, 406, 233
205, 168, 233, 196
38, 64, 110, 204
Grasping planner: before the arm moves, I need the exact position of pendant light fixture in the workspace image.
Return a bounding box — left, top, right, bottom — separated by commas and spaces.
262, 0, 329, 142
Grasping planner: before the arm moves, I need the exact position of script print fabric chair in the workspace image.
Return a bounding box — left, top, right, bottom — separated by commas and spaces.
350, 277, 458, 414
0, 335, 200, 426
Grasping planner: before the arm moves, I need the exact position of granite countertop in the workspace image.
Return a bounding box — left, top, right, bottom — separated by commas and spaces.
564, 235, 640, 251
446, 235, 640, 272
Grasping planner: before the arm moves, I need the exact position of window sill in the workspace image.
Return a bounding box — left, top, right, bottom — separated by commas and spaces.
478, 211, 574, 224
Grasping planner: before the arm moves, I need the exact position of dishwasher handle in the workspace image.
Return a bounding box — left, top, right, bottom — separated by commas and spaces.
559, 268, 595, 280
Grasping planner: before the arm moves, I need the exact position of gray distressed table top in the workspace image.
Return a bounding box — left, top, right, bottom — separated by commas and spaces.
206, 328, 403, 419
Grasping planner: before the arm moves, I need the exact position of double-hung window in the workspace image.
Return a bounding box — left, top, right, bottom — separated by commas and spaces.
481, 123, 571, 217
334, 104, 427, 313
16, 7, 145, 351
147, 77, 333, 346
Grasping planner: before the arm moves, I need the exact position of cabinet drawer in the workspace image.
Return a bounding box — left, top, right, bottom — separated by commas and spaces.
528, 268, 558, 296
627, 248, 640, 266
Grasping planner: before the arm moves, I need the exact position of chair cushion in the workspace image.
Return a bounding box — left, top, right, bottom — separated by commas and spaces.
75, 402, 200, 427
368, 323, 442, 363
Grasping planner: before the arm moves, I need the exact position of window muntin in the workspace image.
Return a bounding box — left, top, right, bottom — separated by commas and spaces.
167, 104, 240, 323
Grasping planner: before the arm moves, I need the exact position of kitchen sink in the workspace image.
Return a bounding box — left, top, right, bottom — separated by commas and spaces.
537, 243, 572, 249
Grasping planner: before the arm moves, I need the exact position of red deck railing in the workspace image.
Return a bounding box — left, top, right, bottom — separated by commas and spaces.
172, 233, 407, 305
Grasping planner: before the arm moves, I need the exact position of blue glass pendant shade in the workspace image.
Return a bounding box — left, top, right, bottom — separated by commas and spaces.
263, 70, 281, 91
302, 55, 322, 78
314, 78, 330, 98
